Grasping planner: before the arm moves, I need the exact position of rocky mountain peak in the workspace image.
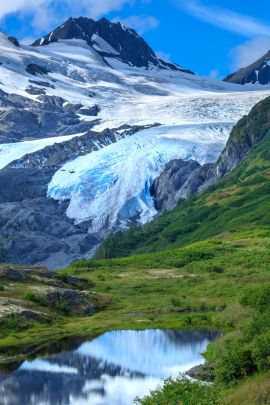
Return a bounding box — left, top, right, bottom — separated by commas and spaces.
32, 16, 194, 73
224, 49, 270, 85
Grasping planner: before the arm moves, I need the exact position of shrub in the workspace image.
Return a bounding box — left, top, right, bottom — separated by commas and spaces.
135, 375, 219, 405
240, 285, 270, 311
171, 298, 182, 307
24, 291, 46, 306
55, 298, 70, 314
215, 336, 256, 383
251, 330, 270, 371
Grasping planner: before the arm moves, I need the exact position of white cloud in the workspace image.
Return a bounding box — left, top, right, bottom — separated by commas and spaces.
0, 0, 135, 32
175, 0, 270, 38
231, 37, 270, 70
113, 15, 159, 35
0, 0, 45, 19
64, 0, 134, 19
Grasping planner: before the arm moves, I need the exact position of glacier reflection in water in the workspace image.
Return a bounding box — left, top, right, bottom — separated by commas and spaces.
0, 329, 218, 405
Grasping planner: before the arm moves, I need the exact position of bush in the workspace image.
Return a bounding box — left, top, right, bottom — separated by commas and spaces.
240, 285, 270, 311
215, 336, 256, 383
171, 298, 182, 307
55, 298, 70, 314
251, 330, 270, 371
135, 375, 219, 405
0, 284, 4, 291
24, 291, 46, 306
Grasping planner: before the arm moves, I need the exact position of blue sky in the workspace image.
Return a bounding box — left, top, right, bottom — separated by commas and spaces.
1, 0, 270, 78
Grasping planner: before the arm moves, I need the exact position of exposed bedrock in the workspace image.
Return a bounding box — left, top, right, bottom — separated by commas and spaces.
0, 90, 99, 143
0, 125, 157, 269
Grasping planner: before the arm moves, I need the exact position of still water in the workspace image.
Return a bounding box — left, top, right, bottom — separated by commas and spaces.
0, 330, 218, 405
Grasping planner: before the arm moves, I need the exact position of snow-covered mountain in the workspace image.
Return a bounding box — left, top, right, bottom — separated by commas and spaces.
32, 17, 194, 73
224, 50, 270, 85
0, 19, 270, 268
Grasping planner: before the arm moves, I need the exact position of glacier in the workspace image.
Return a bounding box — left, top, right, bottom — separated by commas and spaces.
48, 123, 232, 232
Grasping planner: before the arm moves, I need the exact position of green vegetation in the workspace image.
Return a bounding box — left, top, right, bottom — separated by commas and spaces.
24, 291, 46, 306
55, 298, 70, 314
135, 376, 219, 405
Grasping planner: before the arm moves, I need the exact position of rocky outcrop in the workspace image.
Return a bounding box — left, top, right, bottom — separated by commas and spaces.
152, 96, 270, 212
0, 90, 99, 143
32, 17, 194, 74
0, 266, 99, 339
151, 159, 201, 212
33, 286, 96, 315
224, 50, 270, 85
186, 362, 215, 381
8, 37, 20, 47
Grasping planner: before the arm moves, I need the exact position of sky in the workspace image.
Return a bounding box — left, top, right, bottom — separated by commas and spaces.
1, 0, 270, 78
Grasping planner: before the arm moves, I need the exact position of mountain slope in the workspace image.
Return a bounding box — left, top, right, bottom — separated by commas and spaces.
0, 19, 269, 268
96, 96, 270, 259
224, 50, 270, 85
32, 16, 193, 73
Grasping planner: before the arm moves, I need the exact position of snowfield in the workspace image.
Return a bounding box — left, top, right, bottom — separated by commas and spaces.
1, 34, 270, 233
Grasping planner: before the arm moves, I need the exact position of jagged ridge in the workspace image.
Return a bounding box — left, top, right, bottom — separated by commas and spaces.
32, 16, 194, 73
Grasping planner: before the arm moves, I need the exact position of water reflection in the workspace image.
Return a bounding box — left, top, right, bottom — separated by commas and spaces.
0, 330, 218, 405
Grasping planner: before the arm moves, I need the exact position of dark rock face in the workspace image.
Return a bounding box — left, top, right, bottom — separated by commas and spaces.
0, 125, 155, 268
32, 17, 194, 73
29, 79, 55, 89
0, 268, 26, 281
41, 287, 96, 315
151, 159, 201, 212
8, 36, 20, 47
26, 64, 50, 76
224, 50, 270, 85
6, 127, 127, 171
0, 90, 99, 143
152, 97, 270, 212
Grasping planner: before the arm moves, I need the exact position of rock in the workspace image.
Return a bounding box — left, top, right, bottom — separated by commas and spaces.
8, 37, 20, 47
25, 86, 46, 95
224, 50, 270, 85
0, 297, 50, 324
29, 79, 55, 89
186, 363, 215, 381
34, 287, 96, 315
0, 268, 26, 281
26, 64, 50, 76
151, 159, 201, 212
77, 105, 100, 116
0, 90, 99, 144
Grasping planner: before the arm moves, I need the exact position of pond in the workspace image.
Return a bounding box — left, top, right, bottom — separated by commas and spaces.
0, 329, 219, 405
